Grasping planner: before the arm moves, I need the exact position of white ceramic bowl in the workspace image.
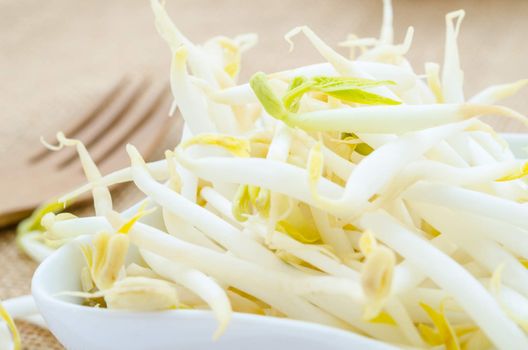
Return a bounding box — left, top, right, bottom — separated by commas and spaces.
32, 236, 399, 350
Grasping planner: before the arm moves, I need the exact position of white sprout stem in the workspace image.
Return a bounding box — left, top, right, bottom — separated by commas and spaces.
310, 208, 355, 260
425, 61, 443, 103
175, 152, 344, 207
207, 95, 240, 134
355, 133, 397, 149
43, 216, 111, 241
170, 47, 216, 134
466, 134, 498, 164
445, 132, 473, 164
140, 250, 231, 338
251, 219, 360, 281
178, 126, 200, 203
75, 146, 112, 216
391, 235, 457, 295
383, 197, 415, 228
210, 83, 257, 105
176, 163, 198, 203
181, 148, 237, 200
17, 232, 55, 263
483, 278, 528, 327
150, 0, 193, 52
426, 140, 469, 167
162, 209, 224, 252
2, 296, 38, 319
359, 26, 414, 63
367, 62, 418, 92
43, 198, 158, 241
265, 121, 295, 235
200, 186, 358, 279
442, 10, 465, 103
402, 181, 528, 231
470, 130, 514, 161
269, 62, 337, 80
379, 0, 394, 45
200, 186, 359, 280
292, 130, 355, 180
199, 187, 241, 227
150, 0, 219, 86
321, 147, 355, 181
282, 104, 527, 133
385, 298, 424, 347
53, 133, 112, 216
192, 64, 241, 133
402, 158, 522, 185
411, 202, 528, 298
176, 122, 466, 221
400, 288, 471, 324
267, 123, 293, 161
409, 71, 435, 104
285, 27, 363, 78
469, 79, 528, 104
127, 145, 295, 273
318, 121, 471, 218
396, 79, 424, 105
307, 295, 406, 344
360, 210, 528, 350
462, 135, 525, 200
380, 159, 524, 204
0, 324, 12, 350
121, 198, 155, 218
58, 160, 169, 204
130, 222, 356, 328
0, 295, 46, 330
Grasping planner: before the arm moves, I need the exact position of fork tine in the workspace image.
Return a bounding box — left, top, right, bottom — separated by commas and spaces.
52, 77, 149, 168
89, 81, 170, 165
30, 76, 129, 162
98, 93, 179, 175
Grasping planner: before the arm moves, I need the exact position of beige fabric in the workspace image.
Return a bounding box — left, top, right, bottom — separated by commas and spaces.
1, 0, 527, 348
0, 233, 63, 349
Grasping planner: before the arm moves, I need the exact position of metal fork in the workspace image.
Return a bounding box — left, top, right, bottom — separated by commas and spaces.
0, 76, 180, 227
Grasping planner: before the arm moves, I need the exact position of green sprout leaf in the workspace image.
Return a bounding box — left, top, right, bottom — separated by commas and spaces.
283, 76, 315, 113
232, 184, 252, 222
282, 75, 400, 112
354, 142, 374, 156
324, 88, 401, 106
16, 200, 66, 235
341, 132, 374, 156
250, 73, 401, 131
312, 76, 396, 91
249, 72, 290, 121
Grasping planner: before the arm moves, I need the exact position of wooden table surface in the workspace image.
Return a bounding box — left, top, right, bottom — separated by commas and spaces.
1, 0, 527, 348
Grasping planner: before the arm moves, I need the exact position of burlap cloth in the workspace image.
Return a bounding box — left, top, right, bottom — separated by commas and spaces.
1, 0, 527, 348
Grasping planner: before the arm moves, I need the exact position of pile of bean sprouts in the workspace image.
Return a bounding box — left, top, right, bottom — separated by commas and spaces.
3, 0, 528, 349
